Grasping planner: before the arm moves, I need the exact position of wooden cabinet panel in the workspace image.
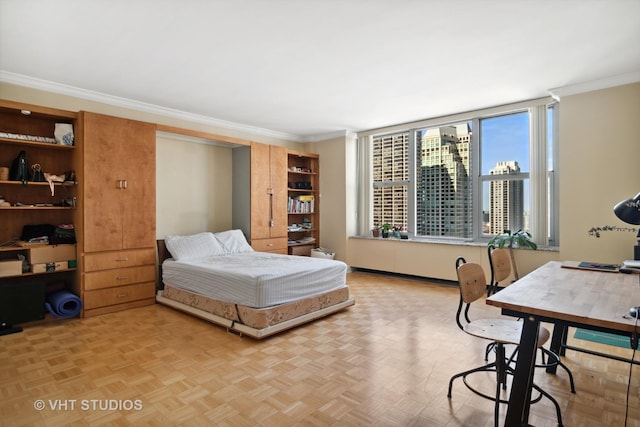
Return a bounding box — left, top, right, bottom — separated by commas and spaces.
270, 145, 288, 239
84, 248, 155, 272
289, 244, 314, 256
251, 237, 288, 253
81, 112, 156, 253
79, 112, 156, 317
249, 142, 287, 241
84, 265, 156, 291
83, 282, 155, 309
249, 142, 271, 239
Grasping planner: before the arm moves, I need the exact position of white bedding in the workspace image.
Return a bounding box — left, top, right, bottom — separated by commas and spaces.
162, 251, 348, 308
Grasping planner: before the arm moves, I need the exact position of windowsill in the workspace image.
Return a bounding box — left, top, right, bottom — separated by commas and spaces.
349, 235, 559, 252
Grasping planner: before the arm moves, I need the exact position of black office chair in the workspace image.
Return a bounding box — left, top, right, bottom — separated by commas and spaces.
487, 245, 576, 393
447, 256, 564, 427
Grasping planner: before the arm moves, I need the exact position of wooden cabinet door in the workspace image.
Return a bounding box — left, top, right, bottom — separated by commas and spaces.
82, 112, 155, 252
269, 145, 288, 239
250, 143, 287, 240
120, 120, 156, 250
83, 112, 127, 252
250, 142, 271, 240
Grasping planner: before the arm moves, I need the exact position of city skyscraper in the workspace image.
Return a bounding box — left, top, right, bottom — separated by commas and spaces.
488, 161, 524, 234
372, 132, 409, 230
372, 125, 525, 239
416, 124, 471, 237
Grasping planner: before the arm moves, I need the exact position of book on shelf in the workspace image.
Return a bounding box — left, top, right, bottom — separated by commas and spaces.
288, 237, 316, 245
288, 195, 314, 213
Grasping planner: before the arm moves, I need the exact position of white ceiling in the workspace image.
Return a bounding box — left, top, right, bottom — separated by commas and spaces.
1, 0, 639, 141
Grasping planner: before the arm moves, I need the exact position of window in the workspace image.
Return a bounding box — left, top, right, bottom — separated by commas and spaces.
372, 132, 409, 230
360, 98, 557, 245
415, 123, 472, 238
479, 112, 529, 237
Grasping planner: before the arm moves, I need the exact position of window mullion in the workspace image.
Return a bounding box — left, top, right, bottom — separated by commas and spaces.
529, 105, 548, 245
408, 130, 416, 236
472, 117, 481, 241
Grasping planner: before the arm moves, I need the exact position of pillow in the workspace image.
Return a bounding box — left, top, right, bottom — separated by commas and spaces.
214, 229, 254, 254
164, 232, 226, 261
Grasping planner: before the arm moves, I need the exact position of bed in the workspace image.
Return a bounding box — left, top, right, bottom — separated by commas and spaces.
155, 230, 355, 338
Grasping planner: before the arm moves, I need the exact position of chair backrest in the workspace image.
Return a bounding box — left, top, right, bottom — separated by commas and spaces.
487, 245, 512, 295
454, 256, 487, 329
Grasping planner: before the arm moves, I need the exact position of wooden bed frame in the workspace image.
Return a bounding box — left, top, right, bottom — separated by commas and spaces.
155, 240, 355, 339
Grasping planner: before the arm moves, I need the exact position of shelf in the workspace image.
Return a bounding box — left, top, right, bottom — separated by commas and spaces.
0, 206, 74, 210
0, 246, 30, 253
288, 211, 316, 215
288, 188, 317, 193
0, 137, 75, 149
288, 170, 317, 175
0, 268, 77, 279
0, 180, 76, 186
288, 242, 316, 247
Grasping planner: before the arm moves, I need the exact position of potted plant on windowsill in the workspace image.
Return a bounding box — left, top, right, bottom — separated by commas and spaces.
487, 229, 537, 280
380, 223, 393, 238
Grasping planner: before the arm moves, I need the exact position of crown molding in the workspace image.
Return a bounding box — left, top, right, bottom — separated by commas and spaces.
548, 71, 640, 101
0, 70, 305, 142
301, 129, 357, 143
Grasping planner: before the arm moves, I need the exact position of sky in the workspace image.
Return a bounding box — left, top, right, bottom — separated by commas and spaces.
480, 111, 530, 175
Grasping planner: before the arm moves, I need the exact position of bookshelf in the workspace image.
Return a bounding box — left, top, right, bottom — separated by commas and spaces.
287, 150, 319, 256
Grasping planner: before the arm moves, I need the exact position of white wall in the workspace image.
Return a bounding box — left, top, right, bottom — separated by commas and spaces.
156, 135, 233, 237
558, 82, 640, 263
309, 134, 357, 260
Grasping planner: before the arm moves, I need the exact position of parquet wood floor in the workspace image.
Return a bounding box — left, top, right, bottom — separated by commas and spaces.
1, 271, 639, 426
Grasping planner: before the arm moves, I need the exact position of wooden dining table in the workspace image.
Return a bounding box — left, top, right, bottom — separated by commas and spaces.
486, 260, 640, 426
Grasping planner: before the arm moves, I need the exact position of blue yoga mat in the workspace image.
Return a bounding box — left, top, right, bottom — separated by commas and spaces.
45, 290, 82, 318
574, 328, 631, 349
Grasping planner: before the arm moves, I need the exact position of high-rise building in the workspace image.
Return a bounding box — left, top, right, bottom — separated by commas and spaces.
416, 124, 471, 237
489, 161, 524, 234
372, 124, 535, 240
372, 132, 408, 229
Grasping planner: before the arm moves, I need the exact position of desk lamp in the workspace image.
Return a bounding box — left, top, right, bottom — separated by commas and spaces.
613, 192, 640, 260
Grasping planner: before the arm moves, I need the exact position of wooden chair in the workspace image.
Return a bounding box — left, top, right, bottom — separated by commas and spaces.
487, 245, 512, 296
447, 257, 564, 427
487, 245, 576, 393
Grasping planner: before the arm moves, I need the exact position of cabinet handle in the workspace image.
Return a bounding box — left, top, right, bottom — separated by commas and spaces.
122, 180, 128, 189
268, 187, 274, 227
115, 257, 129, 262
267, 243, 273, 247
116, 276, 128, 281
117, 293, 128, 298
116, 180, 128, 189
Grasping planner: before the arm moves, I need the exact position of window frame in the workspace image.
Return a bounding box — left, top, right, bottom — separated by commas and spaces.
357, 97, 558, 246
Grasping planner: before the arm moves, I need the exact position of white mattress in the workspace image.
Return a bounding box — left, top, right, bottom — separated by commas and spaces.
162, 252, 348, 308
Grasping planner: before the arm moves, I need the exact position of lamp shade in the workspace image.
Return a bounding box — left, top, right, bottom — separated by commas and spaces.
613, 192, 640, 225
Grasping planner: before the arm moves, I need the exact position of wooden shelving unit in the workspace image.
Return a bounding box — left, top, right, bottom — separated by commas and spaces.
0, 99, 79, 296
287, 150, 319, 256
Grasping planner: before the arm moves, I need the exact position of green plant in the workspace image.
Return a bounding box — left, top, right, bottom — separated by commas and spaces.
487, 229, 537, 280
588, 225, 637, 238
380, 223, 394, 232
488, 229, 537, 250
